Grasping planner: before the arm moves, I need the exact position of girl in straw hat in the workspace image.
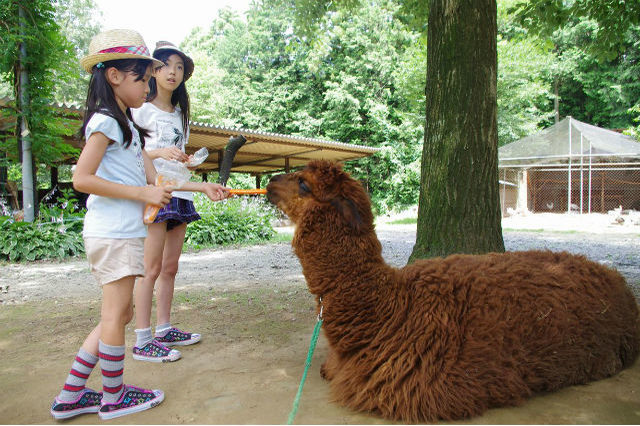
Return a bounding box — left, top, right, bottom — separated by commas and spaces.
50, 29, 228, 421
131, 41, 215, 362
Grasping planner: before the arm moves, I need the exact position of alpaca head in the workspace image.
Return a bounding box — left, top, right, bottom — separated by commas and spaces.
266, 160, 373, 234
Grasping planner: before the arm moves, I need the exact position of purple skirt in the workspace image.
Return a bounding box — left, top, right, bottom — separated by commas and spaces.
154, 197, 201, 231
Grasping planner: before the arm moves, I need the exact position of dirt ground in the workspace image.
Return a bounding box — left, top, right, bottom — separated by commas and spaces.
1, 222, 640, 424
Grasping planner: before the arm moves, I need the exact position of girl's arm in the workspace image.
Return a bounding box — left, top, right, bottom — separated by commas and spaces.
142, 150, 157, 185
146, 146, 188, 162
73, 132, 173, 206
181, 181, 230, 201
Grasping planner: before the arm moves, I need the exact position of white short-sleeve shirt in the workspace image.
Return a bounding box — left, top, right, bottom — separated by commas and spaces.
132, 102, 193, 201
82, 113, 148, 239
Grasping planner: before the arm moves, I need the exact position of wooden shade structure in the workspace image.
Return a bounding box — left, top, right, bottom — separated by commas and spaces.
187, 122, 379, 175
1, 98, 379, 177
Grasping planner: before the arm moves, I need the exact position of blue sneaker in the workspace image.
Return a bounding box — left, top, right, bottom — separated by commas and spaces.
50, 388, 102, 419
98, 384, 164, 420
132, 339, 181, 363
155, 327, 201, 346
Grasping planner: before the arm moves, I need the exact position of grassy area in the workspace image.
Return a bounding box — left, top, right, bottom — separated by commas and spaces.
502, 228, 581, 234
271, 230, 294, 243
386, 217, 417, 225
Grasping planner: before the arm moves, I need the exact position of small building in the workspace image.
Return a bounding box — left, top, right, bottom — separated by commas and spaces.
498, 117, 640, 216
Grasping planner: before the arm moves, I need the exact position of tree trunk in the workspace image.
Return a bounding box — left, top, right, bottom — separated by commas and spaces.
409, 0, 504, 262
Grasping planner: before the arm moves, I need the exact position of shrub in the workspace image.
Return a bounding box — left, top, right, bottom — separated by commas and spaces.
0, 217, 84, 262
0, 190, 278, 261
184, 193, 277, 249
0, 187, 86, 262
38, 187, 86, 234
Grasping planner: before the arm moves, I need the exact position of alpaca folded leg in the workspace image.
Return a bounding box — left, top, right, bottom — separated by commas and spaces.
320, 348, 339, 381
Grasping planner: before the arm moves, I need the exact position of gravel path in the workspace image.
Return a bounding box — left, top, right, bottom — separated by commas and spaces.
1, 224, 639, 304
378, 225, 640, 300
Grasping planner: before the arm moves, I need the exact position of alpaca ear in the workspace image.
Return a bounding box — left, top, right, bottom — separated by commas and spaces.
330, 196, 363, 232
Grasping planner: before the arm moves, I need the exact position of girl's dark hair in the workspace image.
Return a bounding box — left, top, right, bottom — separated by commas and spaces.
147, 50, 190, 136
80, 58, 152, 148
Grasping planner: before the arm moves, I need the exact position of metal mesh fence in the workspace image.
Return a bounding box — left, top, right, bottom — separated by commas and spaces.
500, 165, 640, 216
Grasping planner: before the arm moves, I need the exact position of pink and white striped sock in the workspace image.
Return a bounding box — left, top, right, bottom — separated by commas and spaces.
98, 340, 125, 404
57, 348, 98, 402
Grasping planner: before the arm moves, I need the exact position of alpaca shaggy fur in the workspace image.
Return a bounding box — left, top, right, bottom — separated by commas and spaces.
266, 160, 640, 422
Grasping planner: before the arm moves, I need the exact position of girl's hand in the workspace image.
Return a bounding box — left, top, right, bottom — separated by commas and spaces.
201, 182, 230, 201
185, 155, 198, 171
141, 184, 173, 207
158, 147, 189, 162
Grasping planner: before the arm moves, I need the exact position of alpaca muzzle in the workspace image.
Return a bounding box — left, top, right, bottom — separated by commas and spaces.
266, 173, 296, 206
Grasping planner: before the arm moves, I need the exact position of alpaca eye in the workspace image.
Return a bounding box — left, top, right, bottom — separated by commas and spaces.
299, 179, 311, 194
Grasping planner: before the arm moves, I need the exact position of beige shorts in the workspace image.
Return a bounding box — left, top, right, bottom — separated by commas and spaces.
84, 237, 145, 286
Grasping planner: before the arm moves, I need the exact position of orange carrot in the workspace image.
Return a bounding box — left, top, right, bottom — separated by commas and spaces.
229, 188, 267, 195
143, 205, 160, 224
143, 174, 179, 224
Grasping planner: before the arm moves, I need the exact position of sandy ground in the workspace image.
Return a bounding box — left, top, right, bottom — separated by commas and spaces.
1, 217, 639, 424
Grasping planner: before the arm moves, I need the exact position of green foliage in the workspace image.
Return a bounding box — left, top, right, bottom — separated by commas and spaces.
628, 104, 640, 140
185, 0, 640, 212
388, 217, 417, 225
0, 80, 10, 97
184, 0, 425, 213
496, 35, 555, 145
184, 193, 277, 249
181, 9, 247, 127
51, 0, 101, 105
552, 23, 640, 128
0, 217, 84, 262
496, 0, 556, 146
38, 187, 86, 233
510, 0, 640, 61
291, 0, 361, 36
498, 0, 640, 137
0, 187, 86, 262
0, 0, 80, 166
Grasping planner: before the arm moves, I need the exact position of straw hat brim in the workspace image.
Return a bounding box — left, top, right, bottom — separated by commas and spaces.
80, 52, 164, 73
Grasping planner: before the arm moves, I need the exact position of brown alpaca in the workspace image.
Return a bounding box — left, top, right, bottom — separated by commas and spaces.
266, 160, 640, 423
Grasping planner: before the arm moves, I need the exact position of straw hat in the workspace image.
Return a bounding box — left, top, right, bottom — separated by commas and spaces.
153, 41, 195, 81
80, 29, 164, 73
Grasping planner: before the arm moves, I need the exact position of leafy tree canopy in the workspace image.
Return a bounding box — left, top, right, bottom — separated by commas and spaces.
510, 0, 640, 61
0, 0, 79, 167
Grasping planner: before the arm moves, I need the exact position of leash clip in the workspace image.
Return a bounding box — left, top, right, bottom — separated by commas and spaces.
317, 296, 323, 321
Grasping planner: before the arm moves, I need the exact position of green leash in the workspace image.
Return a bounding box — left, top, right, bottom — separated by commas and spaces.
287, 303, 324, 425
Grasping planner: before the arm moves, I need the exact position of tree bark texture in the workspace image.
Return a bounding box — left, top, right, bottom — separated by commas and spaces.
410, 0, 504, 261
